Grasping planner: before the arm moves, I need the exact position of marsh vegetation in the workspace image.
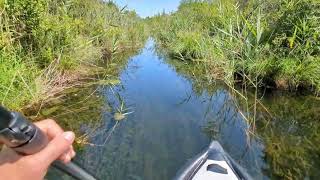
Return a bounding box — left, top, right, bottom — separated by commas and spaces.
148, 0, 320, 94
0, 0, 146, 110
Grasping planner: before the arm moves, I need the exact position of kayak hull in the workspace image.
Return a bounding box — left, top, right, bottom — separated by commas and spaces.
175, 141, 252, 180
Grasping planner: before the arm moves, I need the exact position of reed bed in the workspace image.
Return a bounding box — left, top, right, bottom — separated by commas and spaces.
0, 0, 147, 110
148, 0, 320, 94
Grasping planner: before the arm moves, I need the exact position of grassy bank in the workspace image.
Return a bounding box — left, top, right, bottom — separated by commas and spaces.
0, 0, 146, 110
148, 0, 320, 94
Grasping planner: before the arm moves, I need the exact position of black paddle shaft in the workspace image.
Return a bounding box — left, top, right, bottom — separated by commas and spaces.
0, 106, 97, 180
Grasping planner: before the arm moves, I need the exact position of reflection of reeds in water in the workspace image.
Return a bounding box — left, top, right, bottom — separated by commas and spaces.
226, 79, 274, 146
197, 83, 270, 178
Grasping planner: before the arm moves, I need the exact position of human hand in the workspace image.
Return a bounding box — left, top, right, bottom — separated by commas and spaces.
0, 119, 76, 180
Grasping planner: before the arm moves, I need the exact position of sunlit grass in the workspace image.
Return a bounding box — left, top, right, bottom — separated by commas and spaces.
0, 0, 147, 110
149, 0, 320, 94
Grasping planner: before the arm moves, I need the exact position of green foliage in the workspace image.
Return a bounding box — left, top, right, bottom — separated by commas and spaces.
149, 0, 320, 93
0, 0, 146, 109
277, 57, 320, 91
266, 0, 320, 56
170, 31, 205, 60
0, 52, 39, 109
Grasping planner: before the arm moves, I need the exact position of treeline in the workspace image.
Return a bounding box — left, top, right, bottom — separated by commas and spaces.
0, 0, 146, 109
149, 0, 320, 94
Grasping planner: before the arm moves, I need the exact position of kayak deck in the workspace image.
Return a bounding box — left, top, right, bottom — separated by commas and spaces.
175, 141, 252, 180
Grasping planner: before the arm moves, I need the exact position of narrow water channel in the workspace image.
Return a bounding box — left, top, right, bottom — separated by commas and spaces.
48, 39, 320, 180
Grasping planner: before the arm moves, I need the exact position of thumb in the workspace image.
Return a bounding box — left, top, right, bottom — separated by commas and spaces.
33, 131, 75, 166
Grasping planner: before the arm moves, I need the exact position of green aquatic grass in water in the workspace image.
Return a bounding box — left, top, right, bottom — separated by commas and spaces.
257, 94, 320, 179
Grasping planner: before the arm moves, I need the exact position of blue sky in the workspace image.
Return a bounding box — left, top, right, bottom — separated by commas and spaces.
114, 0, 181, 18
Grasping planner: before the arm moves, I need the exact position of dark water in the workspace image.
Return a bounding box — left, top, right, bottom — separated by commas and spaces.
47, 39, 320, 180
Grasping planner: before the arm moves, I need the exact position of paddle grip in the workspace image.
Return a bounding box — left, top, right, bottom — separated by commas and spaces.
0, 108, 96, 180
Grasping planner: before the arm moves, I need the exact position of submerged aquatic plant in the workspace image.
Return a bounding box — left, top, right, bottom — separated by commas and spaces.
113, 91, 134, 121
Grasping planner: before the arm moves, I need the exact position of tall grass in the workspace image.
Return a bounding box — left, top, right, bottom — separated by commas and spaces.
0, 0, 146, 110
149, 0, 320, 94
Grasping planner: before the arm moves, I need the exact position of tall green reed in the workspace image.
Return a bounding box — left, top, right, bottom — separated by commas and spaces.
0, 0, 146, 110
